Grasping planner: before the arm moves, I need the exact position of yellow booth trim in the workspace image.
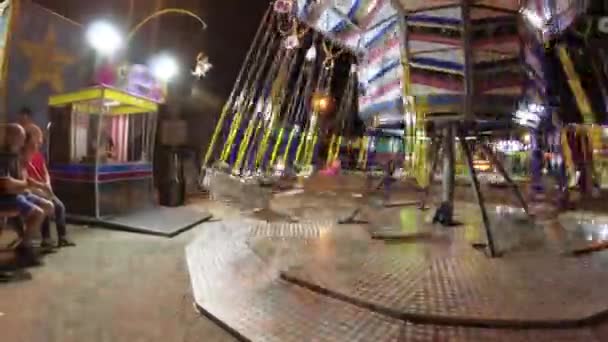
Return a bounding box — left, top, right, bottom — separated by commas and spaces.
48, 86, 159, 114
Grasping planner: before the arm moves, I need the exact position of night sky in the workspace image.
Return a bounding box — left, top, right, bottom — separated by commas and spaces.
34, 0, 270, 109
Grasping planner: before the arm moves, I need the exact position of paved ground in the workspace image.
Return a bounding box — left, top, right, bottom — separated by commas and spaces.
0, 200, 236, 342
187, 219, 608, 341
185, 173, 608, 341
3, 170, 608, 342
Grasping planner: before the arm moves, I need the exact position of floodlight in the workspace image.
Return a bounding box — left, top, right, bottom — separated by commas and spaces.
87, 21, 123, 56
150, 54, 179, 81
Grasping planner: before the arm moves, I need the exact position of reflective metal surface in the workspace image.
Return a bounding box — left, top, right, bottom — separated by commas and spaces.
186, 192, 608, 340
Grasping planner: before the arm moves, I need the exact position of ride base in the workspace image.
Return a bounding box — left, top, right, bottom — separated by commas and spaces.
188, 180, 608, 341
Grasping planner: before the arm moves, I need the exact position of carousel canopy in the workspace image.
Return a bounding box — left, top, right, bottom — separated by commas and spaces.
295, 0, 585, 126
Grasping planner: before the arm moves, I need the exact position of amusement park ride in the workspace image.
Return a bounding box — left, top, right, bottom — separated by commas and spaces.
202, 0, 607, 256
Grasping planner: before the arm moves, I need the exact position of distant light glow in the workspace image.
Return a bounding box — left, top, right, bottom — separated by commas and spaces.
318, 97, 329, 111
86, 21, 123, 56
284, 34, 299, 49
520, 8, 545, 31
192, 52, 212, 78
305, 46, 317, 61
514, 103, 544, 128
150, 54, 179, 81
495, 140, 526, 153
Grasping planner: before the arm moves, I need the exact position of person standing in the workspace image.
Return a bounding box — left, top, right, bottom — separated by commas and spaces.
376, 159, 397, 203
16, 107, 35, 128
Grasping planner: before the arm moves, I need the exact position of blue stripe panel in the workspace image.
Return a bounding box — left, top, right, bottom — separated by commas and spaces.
366, 60, 401, 84
360, 98, 403, 117
347, 0, 362, 19
364, 19, 398, 48
408, 15, 460, 26
423, 94, 463, 106
331, 21, 349, 33
50, 163, 153, 174
410, 57, 464, 71
301, 0, 315, 21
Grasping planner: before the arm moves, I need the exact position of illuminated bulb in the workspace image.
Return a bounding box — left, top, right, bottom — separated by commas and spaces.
150, 54, 179, 81
318, 98, 328, 111
87, 21, 123, 56
305, 46, 317, 61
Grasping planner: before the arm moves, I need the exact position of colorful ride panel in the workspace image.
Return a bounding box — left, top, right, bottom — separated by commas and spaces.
296, 0, 523, 126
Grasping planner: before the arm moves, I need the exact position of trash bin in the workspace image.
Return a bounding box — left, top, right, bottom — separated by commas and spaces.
159, 150, 185, 207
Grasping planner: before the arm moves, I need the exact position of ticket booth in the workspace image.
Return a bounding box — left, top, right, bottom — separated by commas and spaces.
47, 86, 158, 219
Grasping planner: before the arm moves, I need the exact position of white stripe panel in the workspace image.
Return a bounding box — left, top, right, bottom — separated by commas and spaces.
397, 0, 458, 12
333, 0, 358, 14
482, 87, 523, 95
474, 0, 519, 10
360, 44, 401, 69
361, 17, 398, 47
413, 49, 465, 64
411, 84, 461, 96
362, 74, 402, 96
315, 7, 345, 32
408, 40, 461, 54
362, 0, 397, 28
412, 7, 462, 20
470, 8, 517, 19
359, 88, 402, 110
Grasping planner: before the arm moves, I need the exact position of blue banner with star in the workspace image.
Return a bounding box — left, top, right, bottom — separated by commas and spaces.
5, 0, 90, 127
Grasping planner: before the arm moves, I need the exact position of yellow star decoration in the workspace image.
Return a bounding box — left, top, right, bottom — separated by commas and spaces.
20, 26, 76, 93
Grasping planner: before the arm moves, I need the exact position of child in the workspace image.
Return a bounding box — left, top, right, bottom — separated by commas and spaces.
22, 124, 74, 248
0, 124, 49, 266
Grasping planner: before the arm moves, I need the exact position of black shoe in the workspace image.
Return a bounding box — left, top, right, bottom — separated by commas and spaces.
0, 270, 32, 282
57, 238, 76, 248
39, 240, 57, 254
15, 245, 43, 267
0, 271, 14, 282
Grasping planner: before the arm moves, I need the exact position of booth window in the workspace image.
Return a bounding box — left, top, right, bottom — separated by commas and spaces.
69, 103, 156, 164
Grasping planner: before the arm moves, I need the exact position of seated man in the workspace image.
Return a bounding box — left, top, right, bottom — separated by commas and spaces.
0, 124, 51, 266
22, 124, 74, 247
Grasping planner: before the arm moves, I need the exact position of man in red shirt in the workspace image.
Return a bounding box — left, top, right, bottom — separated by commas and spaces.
23, 124, 75, 248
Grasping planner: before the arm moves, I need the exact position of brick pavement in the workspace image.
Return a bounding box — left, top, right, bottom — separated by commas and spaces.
187, 218, 608, 341
192, 176, 608, 340
0, 200, 236, 342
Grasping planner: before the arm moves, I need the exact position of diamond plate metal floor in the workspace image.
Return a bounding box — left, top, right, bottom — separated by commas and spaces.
186, 219, 608, 341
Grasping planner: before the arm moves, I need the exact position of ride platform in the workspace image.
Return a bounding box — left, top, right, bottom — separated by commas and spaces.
69, 204, 212, 237
186, 186, 608, 341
